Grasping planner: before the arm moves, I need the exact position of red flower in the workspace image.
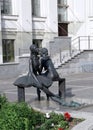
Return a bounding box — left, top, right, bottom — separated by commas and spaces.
58, 128, 64, 130
64, 112, 71, 121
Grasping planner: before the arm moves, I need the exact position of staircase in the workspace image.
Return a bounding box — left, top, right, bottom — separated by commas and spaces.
55, 36, 93, 77
57, 50, 93, 77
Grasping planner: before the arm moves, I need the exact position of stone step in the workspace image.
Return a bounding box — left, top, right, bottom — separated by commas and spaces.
56, 50, 93, 76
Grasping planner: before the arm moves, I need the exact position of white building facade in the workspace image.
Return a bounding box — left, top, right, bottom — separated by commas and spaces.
68, 0, 93, 37
0, 0, 93, 64
68, 0, 93, 50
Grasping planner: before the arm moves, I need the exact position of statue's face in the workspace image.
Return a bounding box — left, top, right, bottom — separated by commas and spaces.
40, 48, 48, 57
30, 44, 39, 54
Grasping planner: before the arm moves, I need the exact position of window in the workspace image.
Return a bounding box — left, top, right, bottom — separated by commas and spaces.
33, 39, 42, 48
58, 0, 61, 4
58, 8, 67, 22
32, 0, 40, 17
58, 0, 67, 5
0, 0, 12, 14
58, 23, 68, 36
61, 0, 67, 5
2, 39, 14, 63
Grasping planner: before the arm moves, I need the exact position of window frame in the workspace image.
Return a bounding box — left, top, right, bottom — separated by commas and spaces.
2, 39, 15, 63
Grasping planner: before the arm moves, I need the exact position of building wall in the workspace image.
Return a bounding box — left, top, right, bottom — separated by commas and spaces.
0, 56, 29, 79
15, 0, 32, 54
68, 0, 93, 38
68, 0, 86, 37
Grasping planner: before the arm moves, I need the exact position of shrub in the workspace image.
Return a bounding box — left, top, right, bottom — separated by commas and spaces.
0, 94, 8, 108
0, 96, 45, 130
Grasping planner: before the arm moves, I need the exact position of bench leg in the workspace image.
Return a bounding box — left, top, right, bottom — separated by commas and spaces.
37, 88, 41, 100
58, 78, 66, 99
46, 94, 49, 101
17, 86, 25, 102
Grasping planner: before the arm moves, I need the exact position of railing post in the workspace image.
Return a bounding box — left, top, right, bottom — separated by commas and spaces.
19, 48, 21, 56
59, 49, 62, 63
88, 36, 90, 50
69, 41, 72, 57
78, 37, 80, 51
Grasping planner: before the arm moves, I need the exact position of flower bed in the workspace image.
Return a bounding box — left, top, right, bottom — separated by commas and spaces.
0, 94, 84, 130
39, 112, 84, 130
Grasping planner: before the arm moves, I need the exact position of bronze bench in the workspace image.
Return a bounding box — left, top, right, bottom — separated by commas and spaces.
17, 78, 65, 102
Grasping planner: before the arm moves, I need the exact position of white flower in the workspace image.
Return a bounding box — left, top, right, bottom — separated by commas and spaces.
51, 123, 54, 127
46, 113, 50, 118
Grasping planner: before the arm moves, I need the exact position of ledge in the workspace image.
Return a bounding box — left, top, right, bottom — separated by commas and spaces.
1, 15, 18, 21
0, 62, 19, 66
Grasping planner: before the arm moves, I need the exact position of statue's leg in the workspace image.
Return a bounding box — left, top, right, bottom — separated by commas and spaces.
46, 94, 49, 101
42, 87, 59, 98
37, 88, 41, 100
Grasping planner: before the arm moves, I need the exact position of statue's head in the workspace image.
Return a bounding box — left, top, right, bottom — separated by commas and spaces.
30, 44, 39, 54
40, 48, 48, 57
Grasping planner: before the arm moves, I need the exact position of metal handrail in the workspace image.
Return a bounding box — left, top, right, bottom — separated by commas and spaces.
67, 36, 93, 59
54, 36, 93, 66
72, 36, 93, 51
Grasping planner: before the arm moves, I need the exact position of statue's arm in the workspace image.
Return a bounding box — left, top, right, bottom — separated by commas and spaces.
38, 58, 42, 73
29, 58, 33, 73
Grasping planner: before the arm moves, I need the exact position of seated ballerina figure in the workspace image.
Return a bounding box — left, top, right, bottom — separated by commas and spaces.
13, 44, 42, 89
37, 47, 60, 100
40, 47, 60, 81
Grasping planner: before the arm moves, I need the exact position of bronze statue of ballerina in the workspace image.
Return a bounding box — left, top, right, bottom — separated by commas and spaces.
13, 44, 58, 100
